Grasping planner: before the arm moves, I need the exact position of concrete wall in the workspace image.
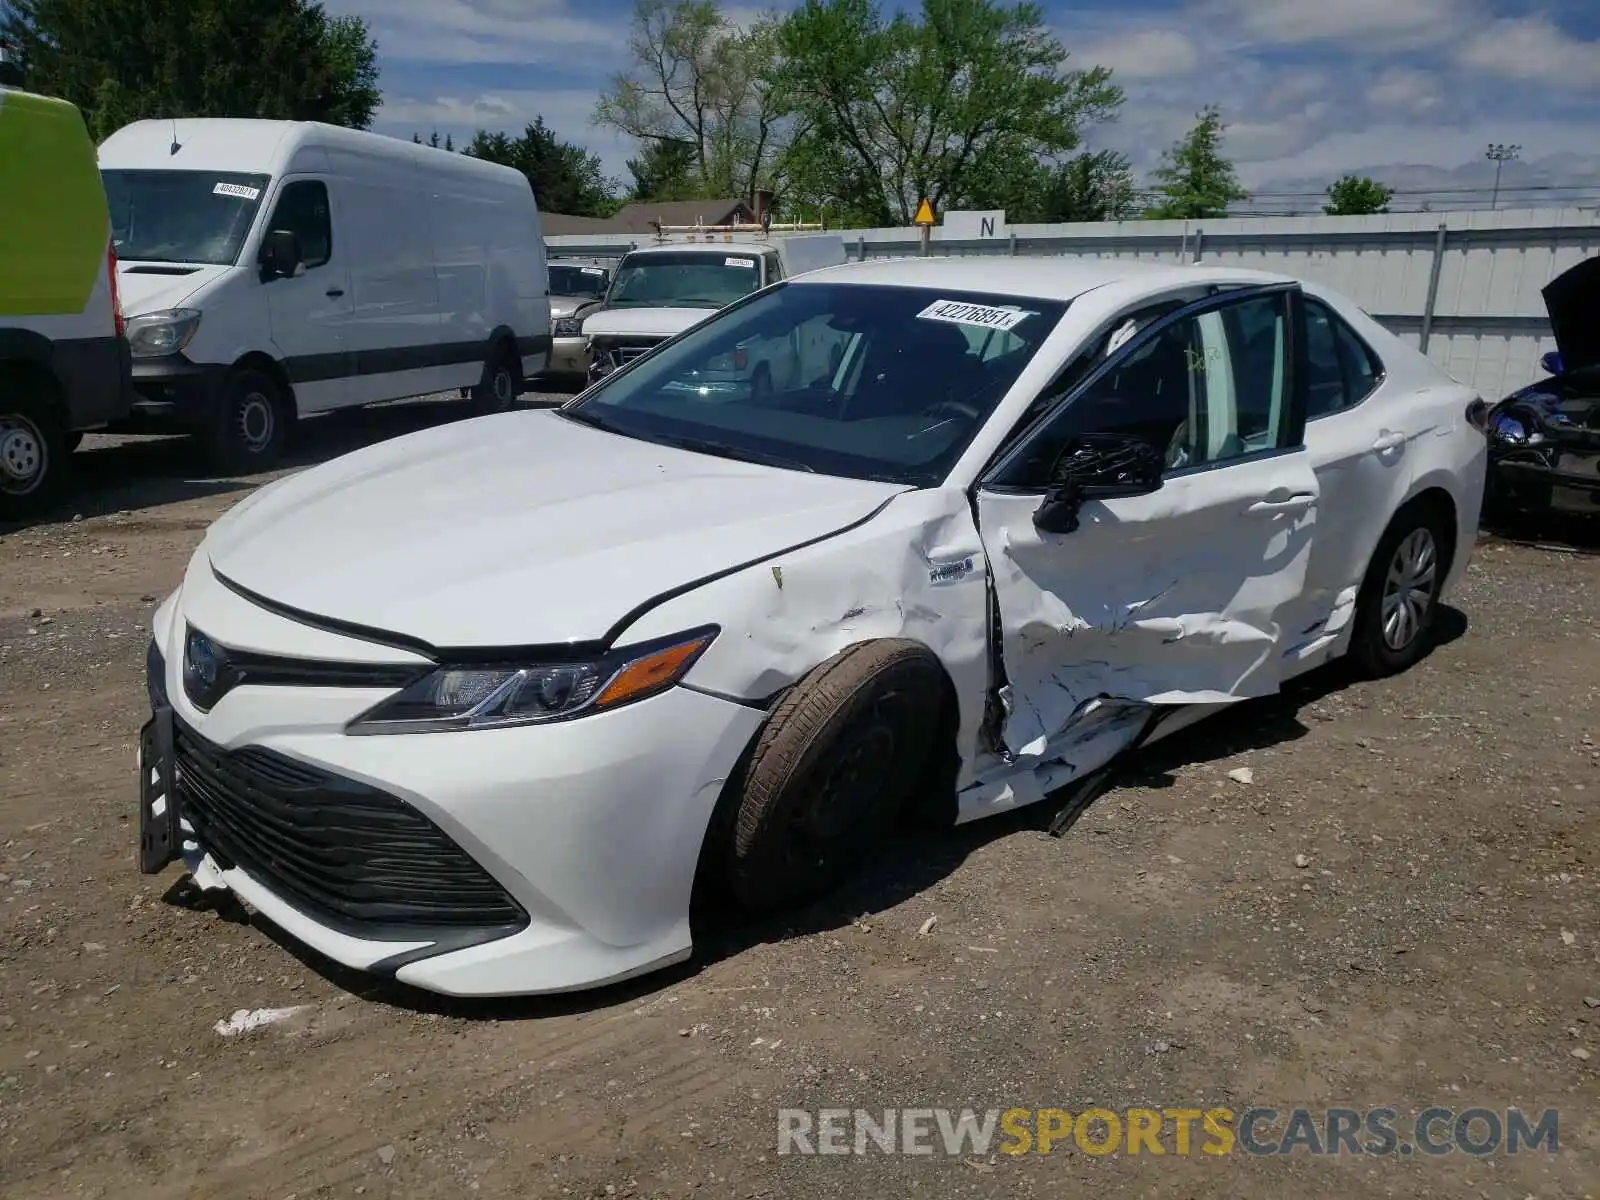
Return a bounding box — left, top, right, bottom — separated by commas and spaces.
547, 206, 1599, 399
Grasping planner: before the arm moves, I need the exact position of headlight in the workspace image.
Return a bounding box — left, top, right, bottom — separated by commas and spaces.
126, 308, 202, 358
346, 627, 717, 735
553, 316, 583, 337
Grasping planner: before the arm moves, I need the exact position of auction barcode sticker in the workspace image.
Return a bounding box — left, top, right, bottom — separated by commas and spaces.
214, 182, 261, 201
726, 256, 756, 268
917, 299, 1032, 331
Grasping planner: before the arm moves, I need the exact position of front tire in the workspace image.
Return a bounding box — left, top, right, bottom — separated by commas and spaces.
714, 640, 945, 914
0, 374, 71, 521
203, 367, 291, 474
1349, 501, 1450, 678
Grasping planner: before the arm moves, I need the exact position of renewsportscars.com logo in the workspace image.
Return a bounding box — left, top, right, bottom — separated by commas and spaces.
777, 1106, 1560, 1158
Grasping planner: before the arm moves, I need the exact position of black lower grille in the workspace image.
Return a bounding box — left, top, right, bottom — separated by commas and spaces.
592, 337, 665, 372
174, 722, 527, 934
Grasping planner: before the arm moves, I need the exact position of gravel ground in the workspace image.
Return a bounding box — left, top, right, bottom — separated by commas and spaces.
1, 398, 1598, 1199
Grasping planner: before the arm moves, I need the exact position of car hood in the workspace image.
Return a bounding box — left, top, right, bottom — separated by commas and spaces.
116, 263, 229, 316
581, 307, 717, 339
1543, 255, 1600, 374
202, 408, 904, 649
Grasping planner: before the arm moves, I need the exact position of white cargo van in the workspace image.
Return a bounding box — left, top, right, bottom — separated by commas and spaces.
582, 232, 846, 386
97, 119, 551, 469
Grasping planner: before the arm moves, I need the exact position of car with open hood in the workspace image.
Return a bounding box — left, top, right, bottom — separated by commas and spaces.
137, 257, 1489, 997
1483, 255, 1600, 521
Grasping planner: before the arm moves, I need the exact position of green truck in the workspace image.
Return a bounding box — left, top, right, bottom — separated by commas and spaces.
0, 84, 133, 520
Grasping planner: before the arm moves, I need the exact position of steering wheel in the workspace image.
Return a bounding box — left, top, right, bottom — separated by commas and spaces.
920, 398, 981, 422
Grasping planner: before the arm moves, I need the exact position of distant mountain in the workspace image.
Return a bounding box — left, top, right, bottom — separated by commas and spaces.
1245, 152, 1600, 214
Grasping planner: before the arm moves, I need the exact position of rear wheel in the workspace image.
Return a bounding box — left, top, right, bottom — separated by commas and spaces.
1350, 501, 1451, 678
203, 367, 291, 474
713, 640, 945, 914
470, 342, 519, 416
0, 374, 71, 521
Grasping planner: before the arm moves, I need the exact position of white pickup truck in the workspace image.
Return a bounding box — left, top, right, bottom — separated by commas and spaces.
582, 233, 847, 390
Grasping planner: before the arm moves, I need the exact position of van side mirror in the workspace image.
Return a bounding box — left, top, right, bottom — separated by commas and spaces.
1540, 350, 1564, 376
1033, 433, 1165, 535
260, 229, 303, 280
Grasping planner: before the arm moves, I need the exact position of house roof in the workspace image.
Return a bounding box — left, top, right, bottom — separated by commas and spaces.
541, 198, 755, 237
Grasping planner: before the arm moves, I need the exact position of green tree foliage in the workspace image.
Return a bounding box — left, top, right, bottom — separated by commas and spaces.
1, 0, 380, 140
1323, 174, 1393, 215
1146, 105, 1249, 220
773, 0, 1122, 226
986, 148, 1137, 223
625, 137, 700, 201
595, 0, 786, 201
463, 118, 618, 217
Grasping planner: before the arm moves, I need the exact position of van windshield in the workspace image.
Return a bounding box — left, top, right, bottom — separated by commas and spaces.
605, 251, 763, 310
102, 170, 270, 266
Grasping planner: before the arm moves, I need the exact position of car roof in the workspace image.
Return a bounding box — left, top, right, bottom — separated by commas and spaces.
623, 241, 772, 258
791, 256, 1297, 302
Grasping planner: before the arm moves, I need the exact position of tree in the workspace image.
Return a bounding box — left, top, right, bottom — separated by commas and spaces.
463, 118, 618, 217
774, 0, 1123, 226
1039, 149, 1137, 222
1146, 105, 1249, 220
595, 0, 786, 201
1324, 174, 1393, 215
1, 0, 381, 140
625, 137, 700, 201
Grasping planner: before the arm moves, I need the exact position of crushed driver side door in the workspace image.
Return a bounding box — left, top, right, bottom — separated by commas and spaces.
974, 284, 1320, 760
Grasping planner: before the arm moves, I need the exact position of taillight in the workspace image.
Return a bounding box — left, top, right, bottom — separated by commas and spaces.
1465, 397, 1489, 432
107, 238, 126, 338
733, 347, 748, 370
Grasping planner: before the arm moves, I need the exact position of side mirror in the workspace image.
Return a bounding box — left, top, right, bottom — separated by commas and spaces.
1033, 433, 1165, 535
1540, 350, 1564, 376
259, 229, 302, 280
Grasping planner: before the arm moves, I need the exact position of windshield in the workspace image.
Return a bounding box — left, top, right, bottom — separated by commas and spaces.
605, 251, 763, 310
562, 282, 1067, 486
102, 169, 269, 266
549, 263, 609, 297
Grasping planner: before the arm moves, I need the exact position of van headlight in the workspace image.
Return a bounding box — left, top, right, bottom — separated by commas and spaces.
345, 627, 717, 734
126, 309, 202, 358
553, 316, 584, 337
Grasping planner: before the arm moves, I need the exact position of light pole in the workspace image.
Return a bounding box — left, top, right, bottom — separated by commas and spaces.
1485, 143, 1521, 210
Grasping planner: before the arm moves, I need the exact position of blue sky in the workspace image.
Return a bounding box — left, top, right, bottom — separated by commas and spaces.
325, 0, 1600, 200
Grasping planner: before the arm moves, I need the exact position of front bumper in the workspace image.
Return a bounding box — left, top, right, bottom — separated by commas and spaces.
140, 570, 766, 997
115, 354, 227, 432
546, 335, 592, 376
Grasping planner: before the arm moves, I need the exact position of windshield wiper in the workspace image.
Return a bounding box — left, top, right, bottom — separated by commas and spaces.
556, 406, 623, 433
655, 434, 817, 474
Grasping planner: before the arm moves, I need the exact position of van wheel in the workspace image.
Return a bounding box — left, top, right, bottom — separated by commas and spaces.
0, 377, 71, 521
204, 368, 290, 475
713, 640, 944, 914
1349, 500, 1450, 678
470, 343, 519, 416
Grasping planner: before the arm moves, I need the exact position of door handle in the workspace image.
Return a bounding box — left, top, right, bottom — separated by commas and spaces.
1371, 430, 1406, 453
1248, 491, 1315, 514
325, 287, 345, 297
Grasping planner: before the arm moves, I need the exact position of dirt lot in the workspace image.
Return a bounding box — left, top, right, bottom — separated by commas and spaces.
2, 406, 1598, 1199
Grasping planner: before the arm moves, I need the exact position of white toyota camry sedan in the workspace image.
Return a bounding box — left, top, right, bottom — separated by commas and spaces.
138, 257, 1490, 997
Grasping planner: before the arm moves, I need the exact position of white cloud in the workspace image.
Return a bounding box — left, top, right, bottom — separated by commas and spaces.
1366, 66, 1444, 114
327, 0, 615, 62
1200, 0, 1473, 49
1457, 17, 1600, 87
1077, 28, 1200, 79
370, 89, 636, 175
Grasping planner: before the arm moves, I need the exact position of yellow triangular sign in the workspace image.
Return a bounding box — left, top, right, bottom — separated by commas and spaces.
913, 198, 935, 226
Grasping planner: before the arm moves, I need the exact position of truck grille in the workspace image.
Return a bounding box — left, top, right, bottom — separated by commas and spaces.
173, 721, 527, 934
591, 335, 666, 372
